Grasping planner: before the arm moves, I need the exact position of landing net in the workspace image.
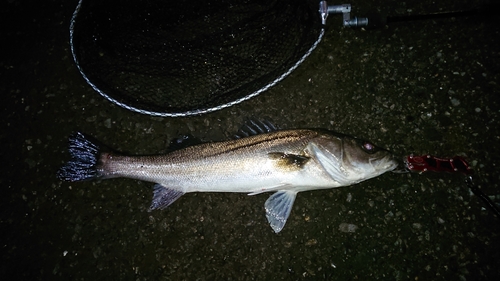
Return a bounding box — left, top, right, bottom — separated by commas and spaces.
70, 0, 324, 116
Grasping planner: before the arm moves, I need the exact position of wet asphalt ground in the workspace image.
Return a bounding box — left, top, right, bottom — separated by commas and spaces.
2, 0, 499, 280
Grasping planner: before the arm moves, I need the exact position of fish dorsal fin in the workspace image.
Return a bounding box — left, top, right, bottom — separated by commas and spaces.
268, 152, 310, 170
167, 134, 202, 151
265, 190, 298, 233
149, 184, 185, 211
235, 119, 278, 139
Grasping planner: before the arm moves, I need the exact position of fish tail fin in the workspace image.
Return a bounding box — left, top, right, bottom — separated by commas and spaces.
57, 132, 106, 182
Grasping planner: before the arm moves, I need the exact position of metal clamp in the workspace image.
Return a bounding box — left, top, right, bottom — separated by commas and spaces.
319, 1, 368, 27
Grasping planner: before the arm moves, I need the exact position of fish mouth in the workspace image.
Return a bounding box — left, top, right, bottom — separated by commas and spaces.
370, 153, 404, 173
389, 155, 410, 173
383, 157, 402, 172
366, 154, 401, 174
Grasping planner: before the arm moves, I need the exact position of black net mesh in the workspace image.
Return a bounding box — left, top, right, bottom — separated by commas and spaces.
70, 0, 323, 116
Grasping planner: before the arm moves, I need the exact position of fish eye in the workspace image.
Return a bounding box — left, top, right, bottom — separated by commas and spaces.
361, 141, 377, 153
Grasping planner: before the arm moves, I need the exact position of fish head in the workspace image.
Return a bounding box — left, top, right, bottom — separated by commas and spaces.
312, 132, 400, 184
341, 136, 400, 177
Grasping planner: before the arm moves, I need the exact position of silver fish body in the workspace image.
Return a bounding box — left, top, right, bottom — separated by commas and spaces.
58, 126, 399, 233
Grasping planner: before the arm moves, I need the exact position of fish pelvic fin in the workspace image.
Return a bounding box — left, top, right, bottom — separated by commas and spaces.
149, 184, 185, 211
247, 183, 292, 196
265, 190, 298, 233
57, 132, 106, 182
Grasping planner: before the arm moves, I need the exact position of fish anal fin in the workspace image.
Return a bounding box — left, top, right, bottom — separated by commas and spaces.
149, 184, 185, 211
268, 152, 310, 170
265, 190, 298, 233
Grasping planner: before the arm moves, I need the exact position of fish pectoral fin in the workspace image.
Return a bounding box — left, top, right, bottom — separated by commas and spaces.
268, 152, 310, 170
265, 190, 298, 233
308, 142, 349, 183
149, 184, 185, 211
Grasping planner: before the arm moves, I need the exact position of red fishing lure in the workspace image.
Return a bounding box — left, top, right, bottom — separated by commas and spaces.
405, 154, 473, 175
